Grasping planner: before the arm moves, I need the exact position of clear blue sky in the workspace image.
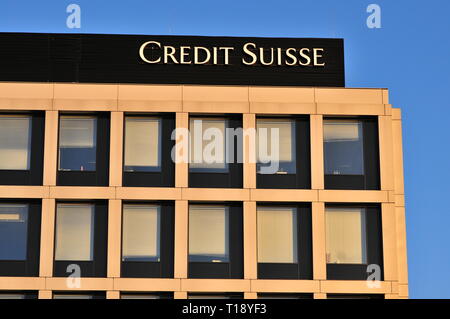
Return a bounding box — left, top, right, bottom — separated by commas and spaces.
1, 0, 449, 299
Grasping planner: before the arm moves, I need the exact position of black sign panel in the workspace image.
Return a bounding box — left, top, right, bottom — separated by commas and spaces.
0, 33, 344, 87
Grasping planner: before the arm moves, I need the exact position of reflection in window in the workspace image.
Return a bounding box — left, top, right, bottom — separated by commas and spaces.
326, 207, 367, 264
0, 116, 31, 170
324, 120, 364, 175
54, 204, 94, 261
257, 207, 297, 263
189, 205, 229, 262
256, 119, 296, 174
0, 204, 28, 261
58, 116, 97, 171
124, 117, 161, 172
122, 204, 160, 262
189, 118, 228, 172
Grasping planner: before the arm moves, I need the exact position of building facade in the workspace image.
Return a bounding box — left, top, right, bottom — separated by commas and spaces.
0, 34, 408, 299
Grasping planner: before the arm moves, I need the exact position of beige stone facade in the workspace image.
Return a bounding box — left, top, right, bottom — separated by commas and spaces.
0, 83, 408, 299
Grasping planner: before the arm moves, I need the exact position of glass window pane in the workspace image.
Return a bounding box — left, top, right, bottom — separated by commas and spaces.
0, 115, 31, 170
121, 294, 163, 299
0, 204, 28, 260
326, 207, 367, 264
59, 116, 97, 171
188, 294, 234, 299
55, 204, 94, 261
189, 205, 229, 262
324, 120, 364, 175
122, 204, 160, 261
189, 118, 228, 172
0, 294, 26, 299
124, 117, 161, 172
257, 207, 297, 263
256, 119, 296, 174
53, 294, 94, 299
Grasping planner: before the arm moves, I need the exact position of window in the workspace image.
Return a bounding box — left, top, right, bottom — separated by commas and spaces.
0, 292, 37, 299
59, 116, 97, 172
258, 293, 312, 299
53, 294, 94, 299
188, 293, 243, 299
0, 112, 45, 186
189, 205, 229, 263
257, 204, 312, 280
256, 119, 296, 174
256, 116, 310, 190
122, 114, 175, 187
323, 117, 380, 190
189, 118, 227, 172
124, 117, 161, 172
188, 203, 243, 279
122, 204, 160, 262
53, 292, 105, 299
53, 201, 108, 277
188, 115, 243, 189
0, 204, 28, 261
326, 207, 367, 264
324, 120, 364, 175
57, 113, 110, 187
257, 207, 297, 263
0, 200, 41, 277
55, 203, 94, 261
121, 202, 174, 278
0, 115, 31, 170
121, 292, 172, 299
327, 294, 384, 299
325, 205, 383, 280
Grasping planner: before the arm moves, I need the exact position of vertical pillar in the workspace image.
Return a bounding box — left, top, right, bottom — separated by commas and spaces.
310, 115, 324, 190
175, 113, 189, 188
107, 291, 120, 299
381, 203, 398, 281
243, 201, 257, 279
312, 202, 326, 280
39, 199, 56, 277
109, 112, 124, 187
43, 111, 58, 186
107, 200, 122, 278
243, 113, 256, 189
378, 115, 395, 191
174, 200, 188, 279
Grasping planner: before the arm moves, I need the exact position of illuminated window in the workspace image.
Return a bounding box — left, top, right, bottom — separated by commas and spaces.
124, 117, 161, 172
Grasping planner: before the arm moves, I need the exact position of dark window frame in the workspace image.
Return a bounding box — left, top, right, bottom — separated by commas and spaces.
53, 200, 108, 278
257, 202, 312, 280
326, 203, 384, 280
0, 111, 45, 186
324, 116, 380, 190
57, 112, 110, 186
121, 201, 174, 278
188, 202, 243, 279
256, 115, 311, 189
122, 113, 175, 187
189, 114, 243, 189
0, 199, 41, 277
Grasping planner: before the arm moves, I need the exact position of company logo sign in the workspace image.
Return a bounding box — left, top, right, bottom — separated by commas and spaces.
139, 41, 326, 67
